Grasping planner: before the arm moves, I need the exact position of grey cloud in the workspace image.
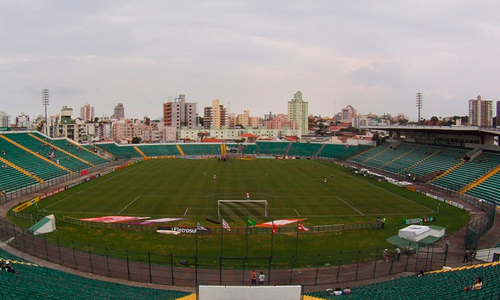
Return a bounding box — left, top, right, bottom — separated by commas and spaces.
350, 63, 407, 90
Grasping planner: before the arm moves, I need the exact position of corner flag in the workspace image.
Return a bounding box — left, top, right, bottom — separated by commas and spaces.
196, 221, 207, 232
246, 217, 256, 227
222, 219, 231, 232
272, 224, 277, 235
298, 222, 309, 232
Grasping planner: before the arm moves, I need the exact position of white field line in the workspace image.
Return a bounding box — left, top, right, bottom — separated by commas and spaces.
117, 196, 141, 214
43, 164, 142, 210
184, 208, 189, 216
336, 168, 434, 212
293, 208, 301, 216
337, 196, 364, 215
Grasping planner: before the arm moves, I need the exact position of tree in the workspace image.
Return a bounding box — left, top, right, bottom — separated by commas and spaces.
131, 137, 142, 144
372, 132, 380, 145
340, 126, 361, 134
398, 119, 408, 126
430, 116, 439, 125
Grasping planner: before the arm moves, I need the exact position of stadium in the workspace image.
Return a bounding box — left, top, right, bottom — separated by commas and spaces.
1, 128, 500, 300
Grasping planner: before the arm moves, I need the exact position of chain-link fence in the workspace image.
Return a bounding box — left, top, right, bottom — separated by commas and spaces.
0, 218, 449, 287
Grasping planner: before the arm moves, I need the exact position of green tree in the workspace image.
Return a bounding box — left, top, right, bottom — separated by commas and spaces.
131, 137, 142, 144
430, 116, 439, 125
371, 132, 380, 145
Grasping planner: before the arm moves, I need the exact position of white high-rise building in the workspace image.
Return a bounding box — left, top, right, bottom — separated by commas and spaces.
0, 111, 10, 128
287, 91, 308, 133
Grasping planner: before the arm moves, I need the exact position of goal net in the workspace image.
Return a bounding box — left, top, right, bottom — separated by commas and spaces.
218, 200, 268, 219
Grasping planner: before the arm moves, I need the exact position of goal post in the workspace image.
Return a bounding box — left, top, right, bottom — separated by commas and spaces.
218, 200, 268, 219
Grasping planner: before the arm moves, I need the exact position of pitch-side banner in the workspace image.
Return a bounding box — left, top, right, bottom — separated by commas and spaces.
127, 218, 187, 225
256, 218, 307, 227
159, 226, 211, 234
80, 216, 150, 223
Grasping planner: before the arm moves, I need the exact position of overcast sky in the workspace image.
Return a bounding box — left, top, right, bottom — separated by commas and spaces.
1, 1, 500, 122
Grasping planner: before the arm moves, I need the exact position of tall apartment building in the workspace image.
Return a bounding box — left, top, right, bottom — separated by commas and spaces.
234, 110, 260, 128
113, 103, 125, 120
112, 119, 145, 142
263, 114, 296, 130
341, 105, 357, 123
80, 103, 95, 122
287, 91, 308, 133
469, 95, 493, 126
163, 94, 198, 129
0, 111, 10, 128
204, 99, 227, 129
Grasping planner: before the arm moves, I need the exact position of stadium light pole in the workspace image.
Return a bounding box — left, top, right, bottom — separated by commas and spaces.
416, 92, 423, 125
42, 88, 50, 137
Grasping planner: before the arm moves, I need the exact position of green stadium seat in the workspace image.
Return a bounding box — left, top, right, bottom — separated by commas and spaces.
0, 247, 192, 300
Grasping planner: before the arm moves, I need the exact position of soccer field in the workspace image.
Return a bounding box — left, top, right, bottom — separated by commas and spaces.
34, 158, 435, 224
15, 157, 469, 263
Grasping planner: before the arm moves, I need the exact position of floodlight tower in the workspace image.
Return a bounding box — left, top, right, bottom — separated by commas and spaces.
42, 88, 50, 136
416, 92, 423, 125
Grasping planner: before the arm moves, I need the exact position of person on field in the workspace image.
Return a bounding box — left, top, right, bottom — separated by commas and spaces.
258, 272, 265, 285
463, 248, 470, 263
394, 246, 401, 261
381, 217, 386, 229
213, 174, 216, 180
469, 248, 476, 265
250, 270, 256, 285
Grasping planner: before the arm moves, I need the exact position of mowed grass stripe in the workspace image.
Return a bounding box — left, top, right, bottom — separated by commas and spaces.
34, 159, 433, 221
14, 158, 470, 261
219, 202, 265, 219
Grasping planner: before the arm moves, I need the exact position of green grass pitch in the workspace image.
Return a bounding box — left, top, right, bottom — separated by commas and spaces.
36, 158, 435, 222
14, 158, 469, 263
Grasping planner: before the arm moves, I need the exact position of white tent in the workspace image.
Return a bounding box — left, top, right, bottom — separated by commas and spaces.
29, 214, 56, 235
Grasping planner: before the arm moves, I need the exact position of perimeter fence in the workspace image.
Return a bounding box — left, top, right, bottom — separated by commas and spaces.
0, 218, 449, 287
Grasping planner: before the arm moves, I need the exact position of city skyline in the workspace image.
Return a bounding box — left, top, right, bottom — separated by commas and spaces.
2, 2, 500, 121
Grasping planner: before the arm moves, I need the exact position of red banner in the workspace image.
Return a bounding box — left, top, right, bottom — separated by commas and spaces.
256, 218, 306, 227
80, 216, 150, 223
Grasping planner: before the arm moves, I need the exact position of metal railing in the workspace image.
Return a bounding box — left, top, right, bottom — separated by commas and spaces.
0, 218, 449, 287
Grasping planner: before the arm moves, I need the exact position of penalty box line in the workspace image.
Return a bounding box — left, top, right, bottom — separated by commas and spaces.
336, 196, 364, 215
117, 195, 141, 215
